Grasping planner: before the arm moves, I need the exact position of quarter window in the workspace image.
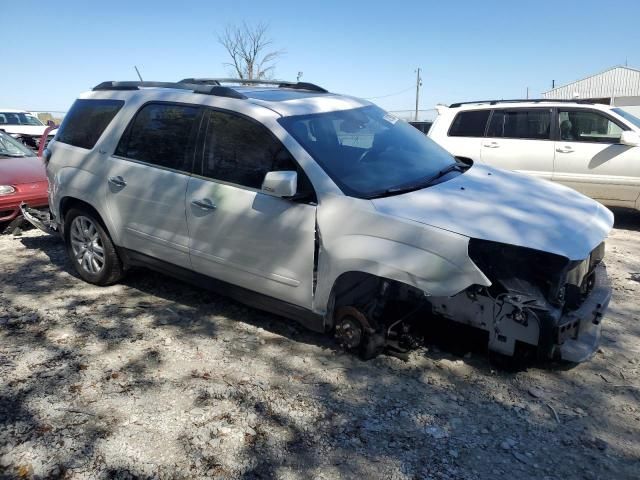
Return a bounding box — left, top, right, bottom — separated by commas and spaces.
201, 110, 298, 189
487, 109, 551, 140
56, 99, 124, 149
558, 110, 624, 143
448, 110, 491, 137
115, 103, 199, 172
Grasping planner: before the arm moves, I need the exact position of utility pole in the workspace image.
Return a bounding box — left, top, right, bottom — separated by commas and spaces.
526, 87, 529, 99
297, 71, 303, 82
414, 67, 422, 122
552, 79, 555, 89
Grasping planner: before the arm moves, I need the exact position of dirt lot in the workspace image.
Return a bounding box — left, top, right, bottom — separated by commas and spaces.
1, 211, 639, 480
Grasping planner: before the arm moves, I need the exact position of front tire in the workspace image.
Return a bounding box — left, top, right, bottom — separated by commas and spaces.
64, 208, 124, 285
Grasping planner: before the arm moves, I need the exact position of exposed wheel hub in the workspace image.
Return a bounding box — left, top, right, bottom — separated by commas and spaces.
335, 315, 363, 350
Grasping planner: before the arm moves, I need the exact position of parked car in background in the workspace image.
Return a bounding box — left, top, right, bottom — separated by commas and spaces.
429, 100, 640, 211
408, 120, 432, 134
30, 79, 613, 363
0, 131, 48, 232
0, 109, 57, 150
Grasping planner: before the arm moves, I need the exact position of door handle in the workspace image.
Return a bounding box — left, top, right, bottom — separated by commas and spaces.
483, 142, 500, 148
108, 176, 127, 187
191, 199, 217, 211
556, 147, 574, 153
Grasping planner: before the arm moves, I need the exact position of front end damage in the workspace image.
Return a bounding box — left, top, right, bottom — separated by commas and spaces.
331, 239, 611, 364
428, 239, 611, 362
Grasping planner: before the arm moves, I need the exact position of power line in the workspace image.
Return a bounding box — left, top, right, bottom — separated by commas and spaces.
364, 85, 415, 100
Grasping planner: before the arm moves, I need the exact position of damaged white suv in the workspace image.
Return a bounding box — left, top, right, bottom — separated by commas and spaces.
29, 79, 613, 363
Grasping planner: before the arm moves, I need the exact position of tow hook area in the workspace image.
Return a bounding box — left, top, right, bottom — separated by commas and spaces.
20, 203, 58, 235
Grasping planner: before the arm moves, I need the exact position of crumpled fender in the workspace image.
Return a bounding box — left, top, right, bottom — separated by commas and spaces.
313, 195, 490, 314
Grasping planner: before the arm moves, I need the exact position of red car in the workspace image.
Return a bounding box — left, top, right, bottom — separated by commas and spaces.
0, 131, 48, 231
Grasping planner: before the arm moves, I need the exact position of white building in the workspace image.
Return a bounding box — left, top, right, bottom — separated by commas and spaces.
542, 66, 640, 116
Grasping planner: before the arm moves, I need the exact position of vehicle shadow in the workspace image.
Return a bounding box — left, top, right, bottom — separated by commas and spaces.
18, 233, 557, 374
4, 231, 638, 479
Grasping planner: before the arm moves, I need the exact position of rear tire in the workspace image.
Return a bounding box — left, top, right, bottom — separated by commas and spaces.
64, 208, 124, 285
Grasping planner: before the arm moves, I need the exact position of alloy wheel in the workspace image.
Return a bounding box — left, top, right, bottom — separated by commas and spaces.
69, 216, 105, 275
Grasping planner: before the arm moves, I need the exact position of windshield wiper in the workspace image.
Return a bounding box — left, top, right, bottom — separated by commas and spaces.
421, 162, 468, 185
366, 162, 468, 199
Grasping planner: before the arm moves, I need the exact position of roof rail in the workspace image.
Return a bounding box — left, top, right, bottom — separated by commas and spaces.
449, 98, 595, 108
92, 81, 247, 99
178, 78, 328, 93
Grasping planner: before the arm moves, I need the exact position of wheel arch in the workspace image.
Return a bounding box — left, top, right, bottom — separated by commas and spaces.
58, 196, 120, 245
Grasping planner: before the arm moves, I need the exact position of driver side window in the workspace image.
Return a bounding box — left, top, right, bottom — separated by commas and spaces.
202, 110, 297, 189
201, 110, 315, 200
559, 110, 624, 144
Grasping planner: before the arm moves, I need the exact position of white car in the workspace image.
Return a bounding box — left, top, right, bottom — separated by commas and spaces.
26, 79, 613, 363
428, 100, 640, 211
0, 108, 56, 150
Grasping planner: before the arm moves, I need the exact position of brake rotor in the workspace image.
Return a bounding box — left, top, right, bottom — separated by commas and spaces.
335, 315, 363, 350
335, 306, 373, 350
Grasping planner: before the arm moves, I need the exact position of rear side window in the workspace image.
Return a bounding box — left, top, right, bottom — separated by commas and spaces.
115, 103, 200, 172
448, 110, 490, 137
201, 110, 298, 189
56, 99, 124, 149
487, 109, 551, 140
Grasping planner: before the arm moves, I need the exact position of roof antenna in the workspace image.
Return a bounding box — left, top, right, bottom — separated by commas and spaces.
134, 65, 144, 82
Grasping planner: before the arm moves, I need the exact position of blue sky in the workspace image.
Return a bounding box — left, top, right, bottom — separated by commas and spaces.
4, 0, 639, 113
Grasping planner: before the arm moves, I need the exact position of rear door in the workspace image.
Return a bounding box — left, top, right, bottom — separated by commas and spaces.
480, 108, 555, 179
439, 109, 490, 161
553, 108, 640, 203
186, 108, 317, 308
104, 102, 202, 268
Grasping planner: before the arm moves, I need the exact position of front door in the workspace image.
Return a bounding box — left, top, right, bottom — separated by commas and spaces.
480, 108, 555, 180
186, 108, 317, 308
553, 108, 640, 204
104, 102, 202, 268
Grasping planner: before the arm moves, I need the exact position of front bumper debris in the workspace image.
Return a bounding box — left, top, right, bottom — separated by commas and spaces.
555, 263, 611, 363
20, 202, 58, 235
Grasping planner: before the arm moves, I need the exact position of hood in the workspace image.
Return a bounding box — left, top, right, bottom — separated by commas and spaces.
371, 163, 613, 261
0, 155, 47, 184
0, 125, 48, 136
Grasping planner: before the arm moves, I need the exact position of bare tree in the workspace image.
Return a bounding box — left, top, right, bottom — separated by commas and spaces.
217, 22, 284, 80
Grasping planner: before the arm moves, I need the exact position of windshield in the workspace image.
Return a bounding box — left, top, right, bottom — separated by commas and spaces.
279, 105, 456, 198
612, 108, 640, 129
0, 112, 44, 126
0, 132, 36, 157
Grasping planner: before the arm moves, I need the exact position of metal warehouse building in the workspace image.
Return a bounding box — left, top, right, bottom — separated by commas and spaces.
542, 66, 640, 116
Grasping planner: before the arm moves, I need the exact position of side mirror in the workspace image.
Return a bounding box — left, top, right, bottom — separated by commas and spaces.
261, 171, 297, 198
620, 130, 640, 147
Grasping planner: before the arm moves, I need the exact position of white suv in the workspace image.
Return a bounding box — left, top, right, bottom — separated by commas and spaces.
0, 109, 55, 150
429, 100, 640, 211
30, 80, 614, 362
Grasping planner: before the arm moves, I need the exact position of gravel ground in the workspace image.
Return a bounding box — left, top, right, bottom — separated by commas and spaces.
1, 211, 639, 480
